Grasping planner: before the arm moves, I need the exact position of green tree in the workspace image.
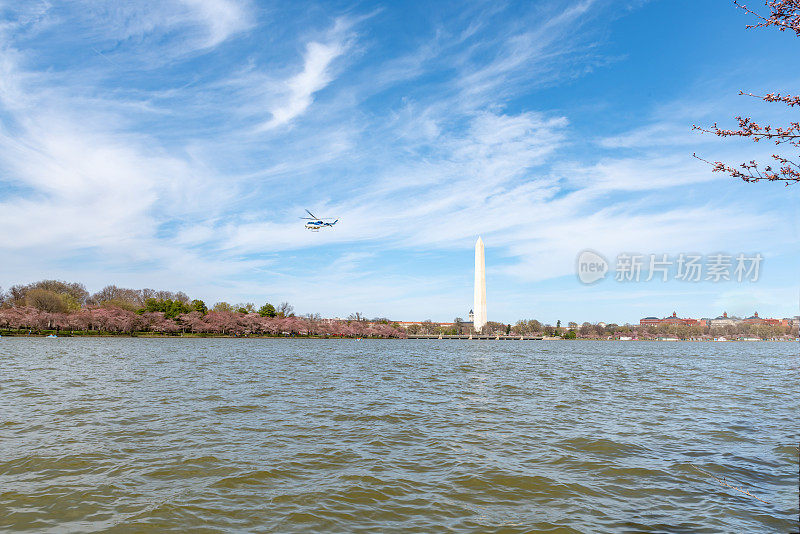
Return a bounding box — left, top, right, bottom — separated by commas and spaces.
258, 303, 277, 317
169, 300, 190, 318
235, 303, 255, 314
191, 299, 208, 315
60, 293, 81, 312
142, 298, 190, 319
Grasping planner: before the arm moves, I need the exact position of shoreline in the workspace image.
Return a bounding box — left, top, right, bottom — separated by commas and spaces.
0, 330, 795, 342
0, 330, 387, 339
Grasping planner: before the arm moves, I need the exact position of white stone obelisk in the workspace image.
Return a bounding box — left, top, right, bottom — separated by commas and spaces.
473, 236, 487, 333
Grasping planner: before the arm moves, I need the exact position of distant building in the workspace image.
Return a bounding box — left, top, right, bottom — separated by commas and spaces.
781, 317, 799, 327
743, 311, 765, 325
639, 312, 698, 327
395, 321, 456, 329
742, 312, 780, 326
662, 312, 698, 326
709, 312, 738, 328
395, 309, 475, 332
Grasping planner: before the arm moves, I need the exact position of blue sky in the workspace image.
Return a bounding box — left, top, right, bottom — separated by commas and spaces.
0, 0, 798, 324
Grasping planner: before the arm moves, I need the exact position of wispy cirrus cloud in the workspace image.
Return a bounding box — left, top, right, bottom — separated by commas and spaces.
76, 0, 253, 53
259, 38, 348, 130
251, 16, 361, 132
179, 0, 253, 48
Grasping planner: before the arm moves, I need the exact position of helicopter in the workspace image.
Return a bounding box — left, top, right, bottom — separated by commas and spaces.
300, 209, 339, 230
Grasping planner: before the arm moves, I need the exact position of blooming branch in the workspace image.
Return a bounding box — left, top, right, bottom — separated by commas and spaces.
694, 1, 800, 184
733, 0, 800, 36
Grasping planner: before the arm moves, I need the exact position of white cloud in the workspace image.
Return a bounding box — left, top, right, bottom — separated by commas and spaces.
497, 203, 780, 282
13, 0, 254, 61
457, 0, 598, 97
111, 0, 253, 51
559, 155, 720, 192
259, 39, 348, 130
0, 41, 248, 288
179, 0, 252, 48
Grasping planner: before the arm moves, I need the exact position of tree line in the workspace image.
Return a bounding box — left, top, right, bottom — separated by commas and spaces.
408, 317, 797, 340
0, 280, 404, 338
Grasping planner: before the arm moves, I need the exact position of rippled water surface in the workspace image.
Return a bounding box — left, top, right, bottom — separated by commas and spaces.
1, 338, 798, 532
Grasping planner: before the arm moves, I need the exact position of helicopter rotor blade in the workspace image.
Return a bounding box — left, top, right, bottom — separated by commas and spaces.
305, 209, 318, 219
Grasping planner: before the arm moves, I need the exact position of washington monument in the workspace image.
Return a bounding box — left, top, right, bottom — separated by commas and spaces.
473, 236, 487, 332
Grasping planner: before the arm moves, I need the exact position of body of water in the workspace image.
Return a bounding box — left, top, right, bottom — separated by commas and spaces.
1, 338, 798, 532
